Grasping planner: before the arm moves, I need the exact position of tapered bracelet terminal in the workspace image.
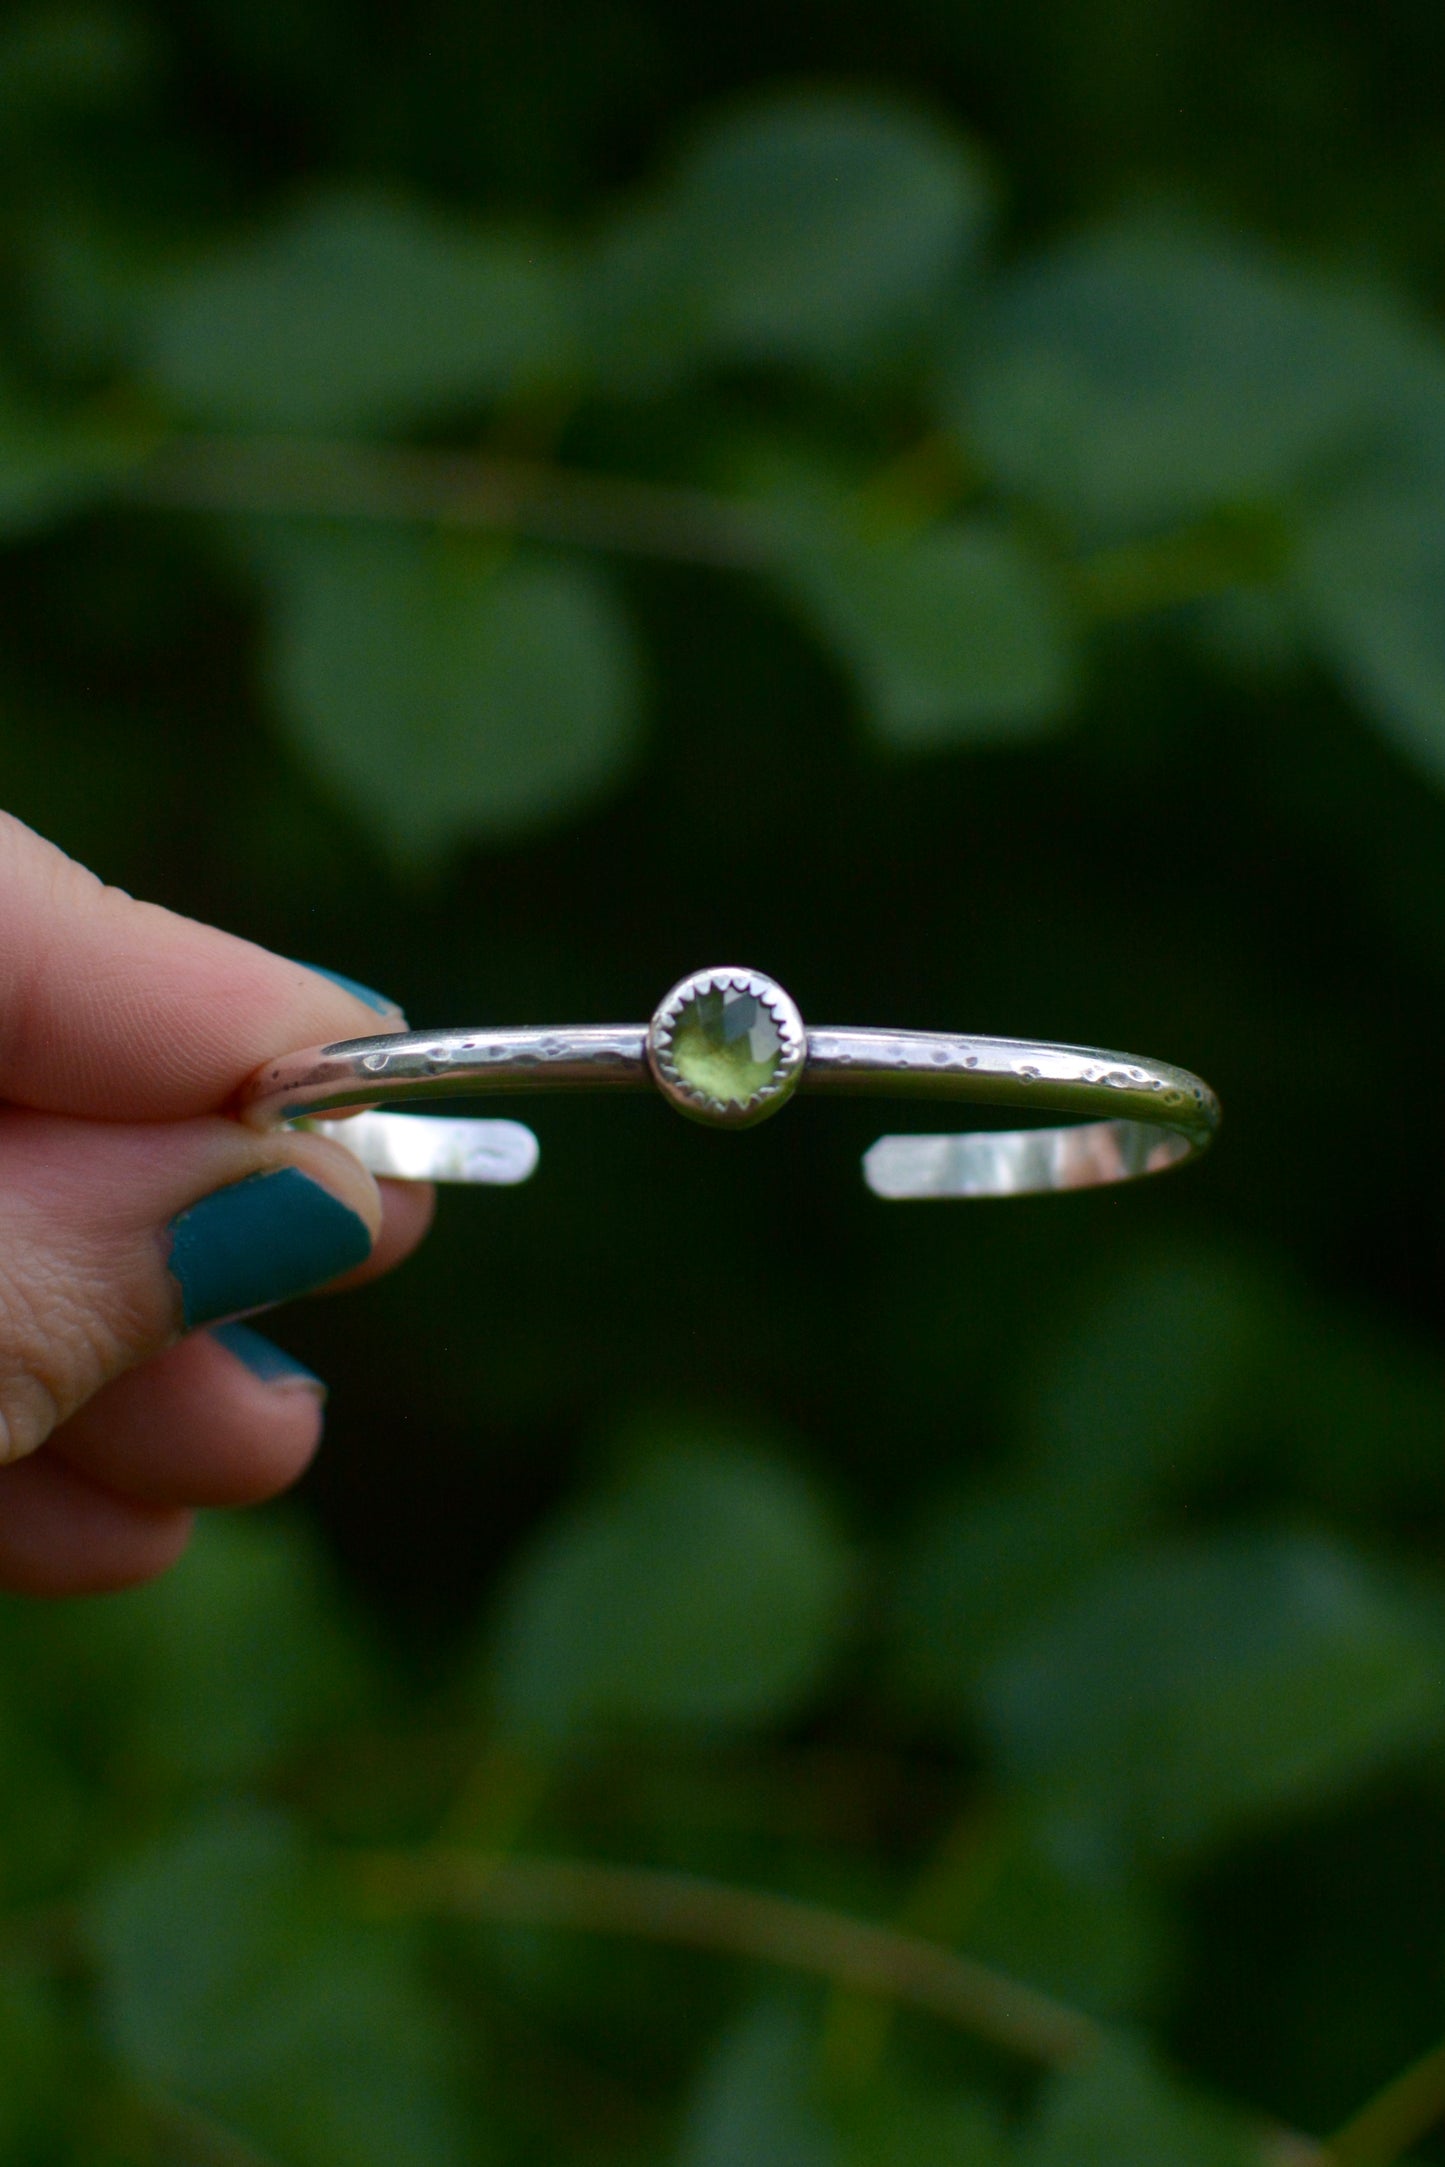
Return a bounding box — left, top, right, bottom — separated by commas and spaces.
238, 965, 1220, 1201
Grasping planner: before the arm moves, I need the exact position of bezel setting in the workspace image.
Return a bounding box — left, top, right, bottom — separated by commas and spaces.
647, 966, 807, 1128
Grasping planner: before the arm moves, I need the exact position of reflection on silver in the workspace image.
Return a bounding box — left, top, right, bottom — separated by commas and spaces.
863, 1121, 1189, 1201
308, 1112, 539, 1186
241, 968, 1220, 1202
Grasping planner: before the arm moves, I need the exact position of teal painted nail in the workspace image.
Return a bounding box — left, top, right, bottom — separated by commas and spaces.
211, 1322, 326, 1396
167, 1169, 373, 1329
292, 961, 401, 1015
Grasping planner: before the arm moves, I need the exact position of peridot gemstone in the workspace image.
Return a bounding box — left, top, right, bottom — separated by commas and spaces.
670, 986, 784, 1105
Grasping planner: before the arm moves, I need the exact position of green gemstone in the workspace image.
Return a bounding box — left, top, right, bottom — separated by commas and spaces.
670, 986, 784, 1104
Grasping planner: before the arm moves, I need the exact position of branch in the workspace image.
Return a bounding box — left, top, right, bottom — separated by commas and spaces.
1328, 2037, 1445, 2166
356, 1847, 1342, 2167
354, 1847, 1102, 2070
136, 2089, 291, 2167
124, 435, 1283, 629
1262, 2137, 1334, 2167
1068, 507, 1291, 619
125, 435, 776, 571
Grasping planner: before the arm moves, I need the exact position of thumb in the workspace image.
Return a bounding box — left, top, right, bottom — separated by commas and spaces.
0, 1107, 381, 1466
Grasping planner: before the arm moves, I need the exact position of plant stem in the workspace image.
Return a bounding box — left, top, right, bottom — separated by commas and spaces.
1329, 2037, 1445, 2166
1261, 2135, 1333, 2167
354, 1846, 1103, 2069
126, 435, 776, 570
356, 1846, 1339, 2166
125, 435, 1283, 628
138, 2089, 290, 2167
1068, 506, 1291, 619
819, 1802, 1004, 2087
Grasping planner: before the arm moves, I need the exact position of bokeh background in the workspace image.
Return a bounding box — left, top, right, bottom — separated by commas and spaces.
2, 2, 1445, 2160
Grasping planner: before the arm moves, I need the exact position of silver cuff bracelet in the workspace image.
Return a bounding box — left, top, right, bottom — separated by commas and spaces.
239, 965, 1220, 1202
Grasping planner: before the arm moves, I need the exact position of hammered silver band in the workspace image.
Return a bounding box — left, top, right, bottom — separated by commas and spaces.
238, 966, 1220, 1202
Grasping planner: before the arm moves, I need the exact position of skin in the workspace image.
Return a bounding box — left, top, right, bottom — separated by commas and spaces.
0, 812, 434, 1597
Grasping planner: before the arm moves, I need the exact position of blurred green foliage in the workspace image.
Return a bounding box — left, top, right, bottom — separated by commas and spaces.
3, 0, 1445, 2161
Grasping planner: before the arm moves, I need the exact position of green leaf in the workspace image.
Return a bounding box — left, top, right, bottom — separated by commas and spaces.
1293, 488, 1445, 791
834, 2076, 1008, 2167
490, 1421, 854, 1743
889, 1483, 1118, 1724
782, 518, 1076, 747
891, 1259, 1445, 1741
1274, 1299, 1445, 1514
0, 1974, 69, 2156
1020, 1245, 1282, 1512
23, 209, 175, 376
0, 1511, 378, 1793
1020, 2043, 1256, 2167
949, 219, 1418, 538
140, 188, 576, 432
590, 91, 990, 386
979, 1528, 1445, 1859
957, 1821, 1170, 2021
678, 1997, 836, 2167
260, 525, 642, 869
679, 2002, 1005, 2167
0, 1699, 85, 1902
92, 1806, 475, 2167
677, 92, 990, 365
584, 203, 705, 397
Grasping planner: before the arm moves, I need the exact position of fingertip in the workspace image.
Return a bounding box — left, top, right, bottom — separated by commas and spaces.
0, 1452, 193, 1597
209, 1321, 327, 1395
322, 1176, 436, 1292
51, 1329, 328, 1509
287, 961, 406, 1020
0, 817, 417, 1119
270, 1126, 388, 1243
199, 1324, 328, 1502
375, 1174, 437, 1269
166, 1148, 381, 1330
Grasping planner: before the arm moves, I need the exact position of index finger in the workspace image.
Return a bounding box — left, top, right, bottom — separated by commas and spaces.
0, 813, 403, 1119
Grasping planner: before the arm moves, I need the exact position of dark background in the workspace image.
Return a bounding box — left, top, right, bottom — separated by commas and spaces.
1, 3, 1444, 2162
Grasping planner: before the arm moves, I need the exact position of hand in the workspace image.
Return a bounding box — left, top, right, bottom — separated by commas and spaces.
0, 813, 433, 1597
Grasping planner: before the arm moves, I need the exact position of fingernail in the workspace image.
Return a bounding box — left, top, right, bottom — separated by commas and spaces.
293, 961, 402, 1016
210, 1322, 327, 1399
167, 1169, 373, 1329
